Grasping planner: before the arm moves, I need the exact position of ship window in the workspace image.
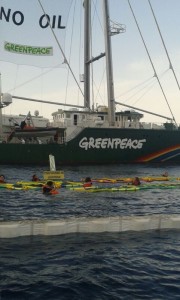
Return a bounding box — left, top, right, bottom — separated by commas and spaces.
74, 114, 78, 125
65, 113, 71, 118
98, 115, 104, 120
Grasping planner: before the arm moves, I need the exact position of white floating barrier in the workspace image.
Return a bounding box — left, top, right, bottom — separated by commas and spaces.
1, 215, 180, 238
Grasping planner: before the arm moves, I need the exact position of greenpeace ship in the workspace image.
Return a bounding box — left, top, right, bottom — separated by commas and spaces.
0, 0, 180, 165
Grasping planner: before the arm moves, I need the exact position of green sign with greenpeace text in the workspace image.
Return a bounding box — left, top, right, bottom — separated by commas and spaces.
4, 42, 53, 56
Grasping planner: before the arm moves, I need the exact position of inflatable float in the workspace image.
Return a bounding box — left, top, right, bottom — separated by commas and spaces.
1, 176, 180, 192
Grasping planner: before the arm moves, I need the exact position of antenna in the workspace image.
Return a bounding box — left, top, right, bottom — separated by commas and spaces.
110, 21, 126, 36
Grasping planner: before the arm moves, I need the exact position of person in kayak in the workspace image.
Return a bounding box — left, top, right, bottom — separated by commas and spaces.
162, 171, 168, 177
0, 175, 6, 183
132, 177, 141, 186
32, 174, 40, 181
42, 181, 58, 195
83, 177, 92, 188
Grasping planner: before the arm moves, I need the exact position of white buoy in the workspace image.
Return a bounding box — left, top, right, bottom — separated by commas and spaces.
49, 154, 56, 171
43, 154, 64, 180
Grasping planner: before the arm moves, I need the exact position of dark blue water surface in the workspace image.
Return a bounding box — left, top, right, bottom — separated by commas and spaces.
1, 164, 180, 299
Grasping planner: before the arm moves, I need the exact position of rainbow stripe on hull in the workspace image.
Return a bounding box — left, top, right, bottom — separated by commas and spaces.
135, 145, 180, 163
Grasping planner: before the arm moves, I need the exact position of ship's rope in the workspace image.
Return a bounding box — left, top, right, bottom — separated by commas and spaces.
123, 70, 170, 107
91, 0, 107, 109
64, 0, 77, 106
37, 0, 84, 98
94, 67, 106, 106
77, 1, 83, 106
116, 77, 154, 99
128, 0, 177, 126
7, 64, 62, 94
148, 0, 180, 93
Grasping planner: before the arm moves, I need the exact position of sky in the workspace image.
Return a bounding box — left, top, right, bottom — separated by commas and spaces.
1, 0, 180, 125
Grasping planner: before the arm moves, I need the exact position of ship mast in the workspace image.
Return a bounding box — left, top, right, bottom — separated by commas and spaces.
102, 0, 115, 126
84, 0, 91, 109
0, 74, 3, 136
84, 0, 116, 122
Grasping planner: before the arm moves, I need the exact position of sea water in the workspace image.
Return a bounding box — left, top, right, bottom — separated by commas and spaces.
0, 164, 180, 299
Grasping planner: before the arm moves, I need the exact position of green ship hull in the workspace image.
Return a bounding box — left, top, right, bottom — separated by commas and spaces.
0, 127, 180, 165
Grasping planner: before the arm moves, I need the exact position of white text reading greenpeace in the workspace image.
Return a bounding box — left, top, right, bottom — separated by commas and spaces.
79, 137, 146, 150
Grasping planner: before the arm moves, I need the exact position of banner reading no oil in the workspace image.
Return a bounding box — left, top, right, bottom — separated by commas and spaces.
0, 0, 72, 67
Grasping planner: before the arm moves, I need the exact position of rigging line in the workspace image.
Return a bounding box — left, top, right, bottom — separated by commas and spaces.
128, 0, 177, 126
40, 68, 43, 114
12, 64, 19, 104
90, 1, 94, 110
38, 0, 84, 98
6, 64, 62, 94
116, 76, 155, 99
122, 78, 157, 103
117, 80, 156, 109
94, 68, 106, 105
131, 80, 161, 106
148, 0, 180, 92
122, 69, 169, 105
88, 0, 105, 110
91, 0, 107, 107
64, 0, 76, 105
77, 1, 83, 106
92, 0, 103, 32
110, 67, 168, 100
90, 0, 99, 110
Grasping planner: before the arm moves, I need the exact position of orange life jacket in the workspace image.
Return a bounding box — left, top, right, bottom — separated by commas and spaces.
83, 182, 92, 188
43, 185, 59, 194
